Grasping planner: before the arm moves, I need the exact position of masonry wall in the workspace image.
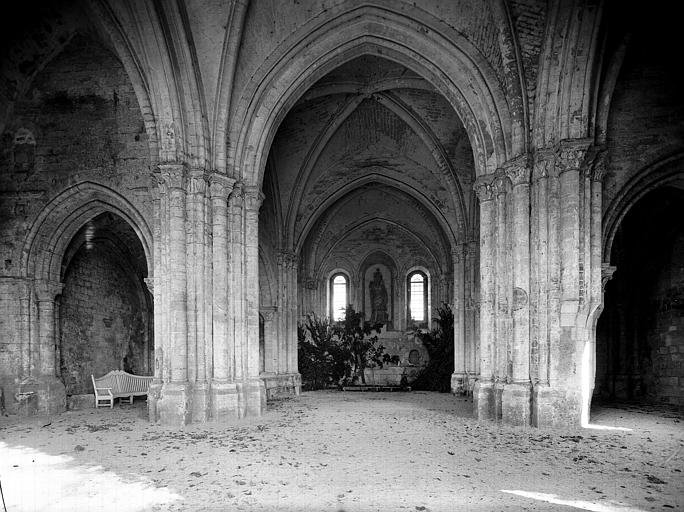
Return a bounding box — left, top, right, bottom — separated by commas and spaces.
60, 243, 151, 396
603, 15, 684, 212
0, 33, 153, 276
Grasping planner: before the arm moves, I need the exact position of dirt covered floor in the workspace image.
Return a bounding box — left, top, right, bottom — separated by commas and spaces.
1, 391, 682, 511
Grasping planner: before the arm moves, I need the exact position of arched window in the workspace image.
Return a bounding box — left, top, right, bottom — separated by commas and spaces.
407, 271, 428, 328
330, 273, 348, 321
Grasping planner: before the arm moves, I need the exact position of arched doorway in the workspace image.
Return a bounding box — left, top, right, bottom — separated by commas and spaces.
58, 212, 153, 406
596, 186, 684, 408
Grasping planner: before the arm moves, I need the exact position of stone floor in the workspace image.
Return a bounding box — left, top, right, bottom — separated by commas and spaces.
0, 391, 682, 511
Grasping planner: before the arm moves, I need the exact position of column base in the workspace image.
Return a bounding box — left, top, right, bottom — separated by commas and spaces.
147, 380, 163, 422
532, 383, 583, 428
154, 381, 192, 427
209, 379, 240, 420
239, 378, 266, 417
451, 373, 466, 395
473, 379, 495, 420
192, 381, 210, 422
12, 376, 66, 416
502, 382, 532, 426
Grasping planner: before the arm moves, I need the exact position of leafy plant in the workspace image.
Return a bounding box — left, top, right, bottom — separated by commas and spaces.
297, 305, 399, 390
411, 303, 454, 392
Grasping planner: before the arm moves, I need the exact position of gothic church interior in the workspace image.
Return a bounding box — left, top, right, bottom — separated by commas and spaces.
0, 0, 682, 429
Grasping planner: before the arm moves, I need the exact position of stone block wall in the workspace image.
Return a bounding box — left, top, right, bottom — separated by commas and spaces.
60, 243, 151, 396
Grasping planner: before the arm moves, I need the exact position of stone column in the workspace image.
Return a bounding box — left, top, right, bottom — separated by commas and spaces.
285, 252, 299, 375
465, 241, 479, 383
492, 173, 512, 419
156, 163, 191, 426
242, 185, 266, 416
187, 170, 210, 420
451, 244, 467, 394
209, 173, 238, 419
229, 182, 245, 399
147, 179, 164, 420
502, 157, 533, 426
473, 178, 496, 419
31, 280, 65, 415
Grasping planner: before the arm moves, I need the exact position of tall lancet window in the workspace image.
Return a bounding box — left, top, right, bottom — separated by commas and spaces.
408, 271, 428, 328
330, 273, 348, 321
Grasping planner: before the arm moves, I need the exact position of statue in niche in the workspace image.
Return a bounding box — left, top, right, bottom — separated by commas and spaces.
369, 268, 389, 325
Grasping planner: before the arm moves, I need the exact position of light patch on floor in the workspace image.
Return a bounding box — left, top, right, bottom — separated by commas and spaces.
501, 490, 648, 512
0, 442, 182, 512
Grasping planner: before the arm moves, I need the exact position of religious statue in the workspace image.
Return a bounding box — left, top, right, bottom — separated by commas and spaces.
369, 268, 389, 325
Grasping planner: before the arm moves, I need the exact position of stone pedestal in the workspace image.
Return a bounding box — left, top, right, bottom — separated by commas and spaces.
451, 372, 468, 395
473, 380, 495, 420
17, 375, 66, 416
532, 384, 582, 428
156, 381, 192, 427
209, 379, 240, 420
192, 381, 210, 422
502, 382, 532, 426
239, 379, 266, 417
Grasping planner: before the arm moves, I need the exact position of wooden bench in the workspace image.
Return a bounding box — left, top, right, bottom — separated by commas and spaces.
91, 370, 153, 408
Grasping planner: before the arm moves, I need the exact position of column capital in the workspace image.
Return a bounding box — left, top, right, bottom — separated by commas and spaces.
533, 149, 555, 181
157, 162, 188, 190
229, 181, 245, 206
502, 154, 531, 187
554, 138, 593, 175
187, 169, 209, 195
34, 279, 63, 302
144, 277, 154, 296
243, 185, 265, 211
601, 263, 617, 291
492, 174, 512, 196
585, 146, 608, 182
473, 177, 495, 202
208, 172, 236, 199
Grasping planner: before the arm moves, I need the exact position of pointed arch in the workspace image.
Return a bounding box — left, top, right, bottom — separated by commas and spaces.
228, 4, 519, 189
22, 182, 153, 284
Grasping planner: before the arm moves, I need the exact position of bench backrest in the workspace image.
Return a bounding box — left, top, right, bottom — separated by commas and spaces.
93, 370, 152, 394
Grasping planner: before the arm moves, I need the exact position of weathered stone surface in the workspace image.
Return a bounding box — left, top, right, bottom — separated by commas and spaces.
0, 1, 680, 428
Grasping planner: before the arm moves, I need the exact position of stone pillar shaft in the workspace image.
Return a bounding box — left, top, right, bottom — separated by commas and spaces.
229, 183, 245, 382
164, 166, 189, 382
244, 186, 264, 379
508, 164, 531, 384
210, 175, 235, 382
